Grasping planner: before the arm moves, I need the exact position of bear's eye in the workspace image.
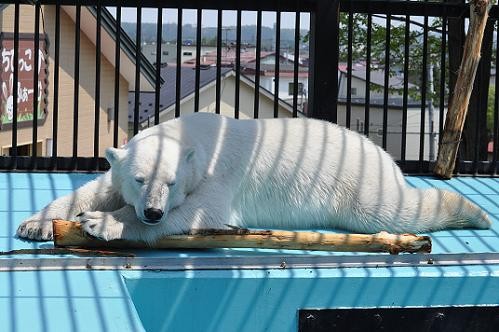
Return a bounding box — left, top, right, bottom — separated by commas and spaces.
135, 176, 145, 184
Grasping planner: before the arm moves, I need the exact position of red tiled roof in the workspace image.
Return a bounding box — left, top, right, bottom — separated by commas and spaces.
183, 49, 274, 67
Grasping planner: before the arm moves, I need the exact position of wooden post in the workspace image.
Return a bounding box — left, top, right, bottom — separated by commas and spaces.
52, 220, 432, 254
434, 0, 491, 179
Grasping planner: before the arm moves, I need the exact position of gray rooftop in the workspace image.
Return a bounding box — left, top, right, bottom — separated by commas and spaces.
337, 96, 423, 109
128, 65, 232, 123
243, 62, 309, 73
343, 69, 417, 90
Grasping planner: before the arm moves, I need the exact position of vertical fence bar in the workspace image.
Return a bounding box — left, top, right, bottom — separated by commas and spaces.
94, 4, 101, 166
194, 9, 202, 112
494, 20, 499, 175
51, 4, 61, 168
309, 0, 339, 122
254, 10, 262, 119
401, 13, 410, 162
292, 11, 300, 118
133, 6, 142, 135
274, 10, 281, 118
473, 67, 481, 175
382, 14, 391, 151
346, 5, 353, 129
113, 6, 121, 148
73, 4, 81, 165
154, 8, 163, 125
11, 3, 19, 168
32, 2, 40, 167
215, 10, 222, 114
439, 14, 447, 146
175, 9, 182, 118
419, 14, 429, 172
235, 10, 242, 119
364, 13, 372, 137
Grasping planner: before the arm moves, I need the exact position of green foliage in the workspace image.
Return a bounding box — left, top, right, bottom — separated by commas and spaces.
338, 13, 448, 104
488, 85, 496, 136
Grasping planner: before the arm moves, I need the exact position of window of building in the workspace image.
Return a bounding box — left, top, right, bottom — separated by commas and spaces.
3, 142, 42, 156
183, 51, 193, 56
351, 87, 357, 96
355, 119, 364, 133
288, 82, 304, 96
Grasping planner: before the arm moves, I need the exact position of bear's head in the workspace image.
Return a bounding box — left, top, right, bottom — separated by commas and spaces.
105, 134, 200, 226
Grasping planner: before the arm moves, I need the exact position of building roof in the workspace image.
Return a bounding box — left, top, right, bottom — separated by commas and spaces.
337, 62, 428, 108
128, 65, 297, 123
242, 62, 309, 77
128, 65, 232, 123
183, 48, 309, 76
338, 62, 416, 90
61, 6, 160, 91
257, 51, 309, 66
1, 5, 160, 90
183, 48, 273, 67
0, 4, 158, 87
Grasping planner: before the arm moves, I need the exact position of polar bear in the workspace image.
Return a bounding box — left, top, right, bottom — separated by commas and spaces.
17, 113, 491, 242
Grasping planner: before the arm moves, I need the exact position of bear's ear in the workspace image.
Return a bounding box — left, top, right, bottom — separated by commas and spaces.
105, 147, 126, 165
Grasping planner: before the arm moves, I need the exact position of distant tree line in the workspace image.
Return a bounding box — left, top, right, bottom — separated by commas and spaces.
122, 22, 309, 51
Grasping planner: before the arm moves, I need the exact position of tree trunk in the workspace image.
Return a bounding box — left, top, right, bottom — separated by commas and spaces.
434, 0, 491, 178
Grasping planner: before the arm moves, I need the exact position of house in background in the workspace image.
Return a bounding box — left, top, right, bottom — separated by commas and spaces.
337, 63, 442, 161
242, 52, 309, 107
0, 5, 156, 157
142, 41, 310, 113
128, 64, 299, 135
1, 5, 441, 163
181, 47, 262, 68
182, 49, 309, 109
142, 43, 219, 67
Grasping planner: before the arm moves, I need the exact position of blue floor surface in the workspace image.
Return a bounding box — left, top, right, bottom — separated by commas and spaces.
1, 172, 498, 255
1, 172, 498, 332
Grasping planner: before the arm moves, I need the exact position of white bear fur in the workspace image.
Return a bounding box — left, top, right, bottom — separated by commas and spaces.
17, 113, 491, 243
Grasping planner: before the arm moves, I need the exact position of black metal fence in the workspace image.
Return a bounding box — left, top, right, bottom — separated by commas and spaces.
0, 0, 497, 176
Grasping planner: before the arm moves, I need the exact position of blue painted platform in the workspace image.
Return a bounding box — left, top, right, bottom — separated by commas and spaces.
1, 172, 499, 332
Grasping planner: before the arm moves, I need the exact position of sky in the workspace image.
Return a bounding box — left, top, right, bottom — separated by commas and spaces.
107, 7, 311, 30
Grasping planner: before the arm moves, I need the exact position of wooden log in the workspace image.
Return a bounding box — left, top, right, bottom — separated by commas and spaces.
52, 220, 432, 254
434, 0, 491, 179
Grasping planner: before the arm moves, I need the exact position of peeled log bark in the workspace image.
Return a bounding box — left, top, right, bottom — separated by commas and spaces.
52, 220, 432, 255
434, 0, 491, 179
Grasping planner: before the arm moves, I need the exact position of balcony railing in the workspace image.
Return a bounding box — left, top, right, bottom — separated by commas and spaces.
0, 0, 497, 175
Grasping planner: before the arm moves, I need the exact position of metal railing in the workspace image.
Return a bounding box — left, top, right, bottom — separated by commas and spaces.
0, 0, 497, 176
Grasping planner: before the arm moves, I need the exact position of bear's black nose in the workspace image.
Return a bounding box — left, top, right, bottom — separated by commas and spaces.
144, 208, 164, 221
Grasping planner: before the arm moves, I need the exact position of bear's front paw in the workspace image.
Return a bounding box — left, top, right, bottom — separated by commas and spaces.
78, 211, 125, 241
17, 219, 54, 241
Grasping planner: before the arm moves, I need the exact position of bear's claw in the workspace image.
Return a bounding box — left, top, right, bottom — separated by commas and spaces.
16, 219, 53, 241
78, 211, 125, 241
